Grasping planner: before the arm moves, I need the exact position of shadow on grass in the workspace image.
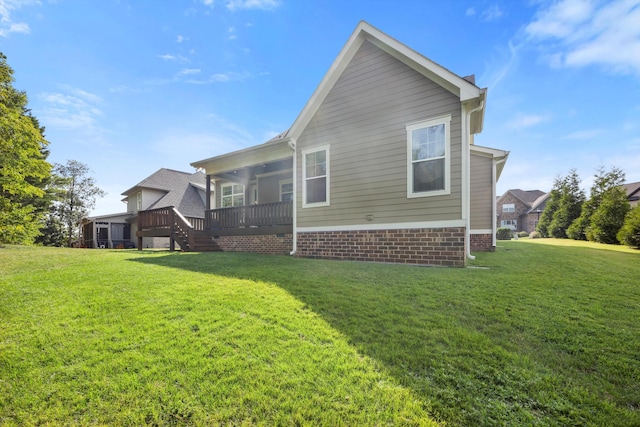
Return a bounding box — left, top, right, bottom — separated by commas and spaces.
128, 248, 640, 426
129, 251, 484, 424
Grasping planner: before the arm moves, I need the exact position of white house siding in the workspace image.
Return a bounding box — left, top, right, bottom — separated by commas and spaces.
469, 153, 493, 230
296, 40, 463, 228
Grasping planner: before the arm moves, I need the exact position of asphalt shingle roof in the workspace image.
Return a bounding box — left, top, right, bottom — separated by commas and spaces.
122, 168, 207, 218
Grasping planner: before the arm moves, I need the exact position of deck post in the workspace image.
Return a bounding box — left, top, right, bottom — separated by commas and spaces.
137, 234, 142, 250
206, 174, 211, 211
169, 208, 175, 252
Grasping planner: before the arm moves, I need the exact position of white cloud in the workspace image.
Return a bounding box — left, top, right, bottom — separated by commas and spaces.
177, 68, 201, 76
506, 113, 551, 129
0, 0, 37, 37
481, 4, 504, 22
562, 128, 605, 140
525, 0, 640, 75
176, 35, 187, 43
157, 53, 189, 62
38, 87, 108, 144
186, 71, 250, 84
226, 0, 281, 12
228, 26, 237, 40
466, 7, 476, 17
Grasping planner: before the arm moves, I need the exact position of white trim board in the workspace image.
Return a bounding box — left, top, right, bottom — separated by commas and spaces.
297, 219, 466, 233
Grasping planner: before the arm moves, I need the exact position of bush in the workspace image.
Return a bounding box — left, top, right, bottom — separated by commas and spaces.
529, 231, 540, 239
517, 231, 529, 238
496, 227, 512, 240
617, 206, 640, 248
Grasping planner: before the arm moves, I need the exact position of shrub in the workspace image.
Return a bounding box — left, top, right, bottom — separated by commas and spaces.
617, 206, 640, 248
529, 231, 540, 239
496, 227, 512, 240
517, 231, 529, 238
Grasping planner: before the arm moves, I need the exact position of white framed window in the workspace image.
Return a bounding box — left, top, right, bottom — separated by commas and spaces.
279, 179, 293, 202
302, 146, 330, 207
136, 191, 142, 211
221, 183, 245, 207
501, 219, 517, 229
503, 203, 515, 213
407, 115, 451, 198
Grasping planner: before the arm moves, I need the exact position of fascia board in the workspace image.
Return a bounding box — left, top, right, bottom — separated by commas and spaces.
361, 22, 484, 102
471, 144, 509, 158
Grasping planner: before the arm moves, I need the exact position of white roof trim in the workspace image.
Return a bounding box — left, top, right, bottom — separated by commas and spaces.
288, 21, 485, 139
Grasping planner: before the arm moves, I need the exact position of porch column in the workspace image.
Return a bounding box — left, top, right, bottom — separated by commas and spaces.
206, 174, 211, 211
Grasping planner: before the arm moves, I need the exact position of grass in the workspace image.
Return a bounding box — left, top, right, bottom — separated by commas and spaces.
0, 240, 638, 426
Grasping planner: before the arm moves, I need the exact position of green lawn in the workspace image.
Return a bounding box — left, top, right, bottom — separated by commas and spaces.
0, 240, 638, 426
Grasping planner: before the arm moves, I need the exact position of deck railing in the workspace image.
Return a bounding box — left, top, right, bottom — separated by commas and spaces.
137, 207, 204, 231
205, 201, 293, 229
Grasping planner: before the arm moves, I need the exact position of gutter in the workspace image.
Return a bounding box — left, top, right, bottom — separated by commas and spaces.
465, 99, 485, 260
288, 138, 297, 255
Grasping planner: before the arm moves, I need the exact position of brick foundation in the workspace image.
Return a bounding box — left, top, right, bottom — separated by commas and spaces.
213, 234, 293, 255
296, 228, 466, 267
470, 233, 495, 252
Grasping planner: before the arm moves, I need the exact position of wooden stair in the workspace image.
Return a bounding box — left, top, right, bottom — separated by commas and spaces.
137, 207, 222, 252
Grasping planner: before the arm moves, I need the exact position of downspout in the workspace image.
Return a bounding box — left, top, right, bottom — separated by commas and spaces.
465, 100, 484, 260
288, 138, 297, 255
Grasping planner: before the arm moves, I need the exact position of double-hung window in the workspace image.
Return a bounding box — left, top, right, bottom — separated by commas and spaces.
407, 115, 451, 197
503, 203, 515, 213
280, 179, 293, 202
221, 183, 244, 207
302, 146, 329, 207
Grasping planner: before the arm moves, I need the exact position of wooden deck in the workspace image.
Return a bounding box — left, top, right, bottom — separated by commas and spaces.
205, 201, 293, 229
137, 202, 293, 251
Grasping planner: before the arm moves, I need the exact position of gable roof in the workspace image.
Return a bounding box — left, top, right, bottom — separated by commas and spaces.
502, 189, 546, 207
122, 168, 207, 218
527, 193, 549, 213
286, 21, 487, 140
623, 181, 640, 201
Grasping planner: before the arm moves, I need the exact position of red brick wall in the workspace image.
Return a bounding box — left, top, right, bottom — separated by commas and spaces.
214, 234, 292, 254
470, 233, 494, 252
296, 228, 466, 267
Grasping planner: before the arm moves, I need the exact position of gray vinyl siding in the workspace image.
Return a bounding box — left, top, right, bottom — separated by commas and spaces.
257, 172, 291, 203
297, 40, 463, 228
470, 153, 493, 230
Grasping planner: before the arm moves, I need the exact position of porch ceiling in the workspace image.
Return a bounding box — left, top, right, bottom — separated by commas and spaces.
191, 139, 292, 177
208, 157, 293, 183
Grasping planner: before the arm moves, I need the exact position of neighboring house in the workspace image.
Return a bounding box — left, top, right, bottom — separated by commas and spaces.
496, 189, 546, 234
623, 181, 640, 208
81, 168, 207, 249
177, 21, 509, 266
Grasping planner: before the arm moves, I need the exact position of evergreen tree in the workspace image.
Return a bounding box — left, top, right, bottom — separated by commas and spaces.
536, 176, 562, 238
617, 206, 640, 248
0, 53, 52, 244
587, 185, 629, 244
548, 169, 585, 238
568, 167, 627, 243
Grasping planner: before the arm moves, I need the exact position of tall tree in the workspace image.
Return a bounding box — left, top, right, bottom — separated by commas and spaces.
548, 169, 585, 238
51, 160, 106, 247
536, 176, 562, 238
617, 206, 640, 248
0, 52, 52, 244
568, 167, 627, 242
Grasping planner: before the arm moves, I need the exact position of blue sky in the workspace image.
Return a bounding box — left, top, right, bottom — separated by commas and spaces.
2, 0, 639, 216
